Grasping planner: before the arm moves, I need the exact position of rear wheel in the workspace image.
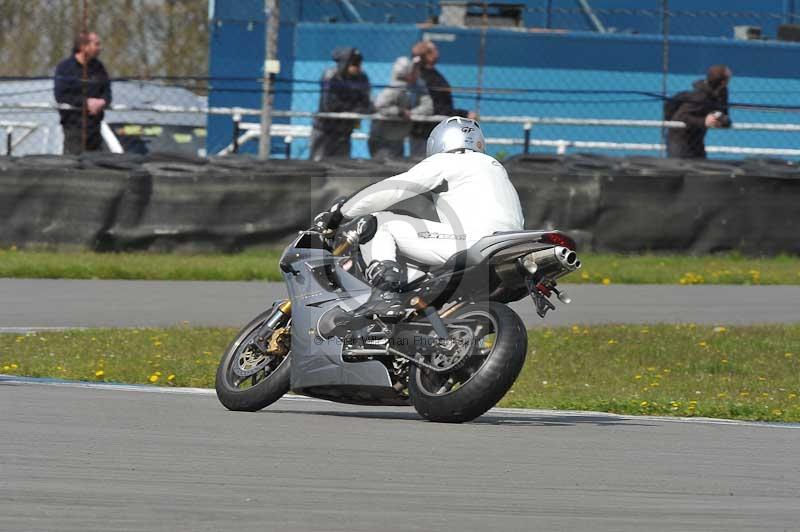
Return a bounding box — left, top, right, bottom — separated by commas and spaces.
215, 310, 291, 412
409, 303, 527, 423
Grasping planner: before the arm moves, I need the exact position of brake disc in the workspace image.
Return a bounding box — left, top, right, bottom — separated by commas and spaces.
233, 326, 291, 378
233, 342, 270, 378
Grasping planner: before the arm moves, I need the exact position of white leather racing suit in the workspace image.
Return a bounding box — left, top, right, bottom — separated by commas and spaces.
341, 151, 524, 273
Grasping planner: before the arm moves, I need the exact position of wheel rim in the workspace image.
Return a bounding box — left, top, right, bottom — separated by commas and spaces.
224, 320, 290, 391
414, 310, 498, 397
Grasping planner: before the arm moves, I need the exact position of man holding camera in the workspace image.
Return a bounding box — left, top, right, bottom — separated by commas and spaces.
666, 65, 732, 159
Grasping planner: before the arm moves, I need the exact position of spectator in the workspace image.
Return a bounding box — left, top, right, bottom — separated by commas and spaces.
667, 65, 732, 159
409, 40, 475, 158
309, 47, 373, 161
368, 56, 433, 159
54, 31, 111, 155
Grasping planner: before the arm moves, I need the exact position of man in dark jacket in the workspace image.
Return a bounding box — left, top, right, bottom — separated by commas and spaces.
309, 47, 373, 161
409, 40, 475, 158
667, 65, 732, 159
54, 31, 111, 154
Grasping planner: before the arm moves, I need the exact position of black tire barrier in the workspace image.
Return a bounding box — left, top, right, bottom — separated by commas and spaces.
0, 164, 127, 247
739, 158, 800, 180
15, 154, 82, 169
78, 152, 146, 171
617, 156, 687, 178
0, 154, 798, 255
207, 156, 328, 178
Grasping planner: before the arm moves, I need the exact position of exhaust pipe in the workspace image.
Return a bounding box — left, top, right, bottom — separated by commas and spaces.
522, 246, 581, 274
554, 246, 581, 271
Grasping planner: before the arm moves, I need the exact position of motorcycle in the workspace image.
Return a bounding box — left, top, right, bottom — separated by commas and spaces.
215, 212, 581, 423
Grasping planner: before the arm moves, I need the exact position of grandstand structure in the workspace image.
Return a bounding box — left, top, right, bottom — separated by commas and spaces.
207, 0, 800, 159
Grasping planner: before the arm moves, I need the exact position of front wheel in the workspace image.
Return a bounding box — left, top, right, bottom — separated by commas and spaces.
215, 309, 291, 412
409, 302, 527, 423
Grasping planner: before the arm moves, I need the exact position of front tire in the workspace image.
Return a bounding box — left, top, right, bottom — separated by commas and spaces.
409, 303, 527, 423
215, 310, 291, 412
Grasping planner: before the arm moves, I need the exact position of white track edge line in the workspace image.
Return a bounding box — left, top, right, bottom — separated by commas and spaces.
1, 374, 798, 429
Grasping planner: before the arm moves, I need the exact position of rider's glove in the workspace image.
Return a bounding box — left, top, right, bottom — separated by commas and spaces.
313, 198, 346, 235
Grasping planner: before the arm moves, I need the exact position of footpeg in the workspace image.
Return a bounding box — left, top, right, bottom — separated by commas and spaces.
552, 287, 571, 304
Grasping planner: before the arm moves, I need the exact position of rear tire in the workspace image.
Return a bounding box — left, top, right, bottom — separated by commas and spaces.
409, 302, 527, 423
215, 310, 291, 412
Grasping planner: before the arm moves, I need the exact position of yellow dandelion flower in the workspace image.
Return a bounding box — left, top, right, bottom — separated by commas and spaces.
148, 374, 159, 383
721, 359, 728, 364
94, 370, 105, 378
717, 392, 728, 398
601, 278, 611, 285
10, 363, 18, 369
167, 374, 176, 381
153, 341, 162, 347
580, 272, 590, 280
634, 375, 642, 380
650, 382, 660, 387
607, 339, 618, 345
788, 393, 797, 400
771, 409, 783, 417
698, 341, 708, 348
2, 365, 10, 371
713, 326, 726, 333
739, 391, 750, 397
785, 353, 793, 358
640, 401, 649, 407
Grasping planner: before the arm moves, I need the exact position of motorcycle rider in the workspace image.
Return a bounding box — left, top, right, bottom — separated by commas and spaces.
317, 116, 524, 292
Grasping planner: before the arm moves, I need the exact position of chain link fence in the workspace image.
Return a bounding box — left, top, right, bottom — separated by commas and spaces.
1, 0, 799, 160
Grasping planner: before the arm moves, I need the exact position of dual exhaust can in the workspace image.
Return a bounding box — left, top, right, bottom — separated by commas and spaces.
520, 246, 581, 278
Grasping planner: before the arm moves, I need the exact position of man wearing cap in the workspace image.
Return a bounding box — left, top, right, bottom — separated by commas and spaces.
309, 47, 374, 161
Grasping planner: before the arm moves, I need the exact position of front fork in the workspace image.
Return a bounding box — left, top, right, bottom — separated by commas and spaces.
252, 299, 292, 352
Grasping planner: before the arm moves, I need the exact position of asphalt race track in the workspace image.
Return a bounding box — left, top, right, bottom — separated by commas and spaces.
2, 279, 800, 331
1, 380, 799, 532
2, 278, 800, 531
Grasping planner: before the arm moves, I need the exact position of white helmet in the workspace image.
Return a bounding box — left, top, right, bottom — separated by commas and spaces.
426, 116, 485, 157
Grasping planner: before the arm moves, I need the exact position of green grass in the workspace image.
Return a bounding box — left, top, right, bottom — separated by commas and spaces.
0, 248, 284, 281
1, 247, 799, 284
2, 324, 798, 422
576, 253, 800, 285
502, 323, 800, 422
